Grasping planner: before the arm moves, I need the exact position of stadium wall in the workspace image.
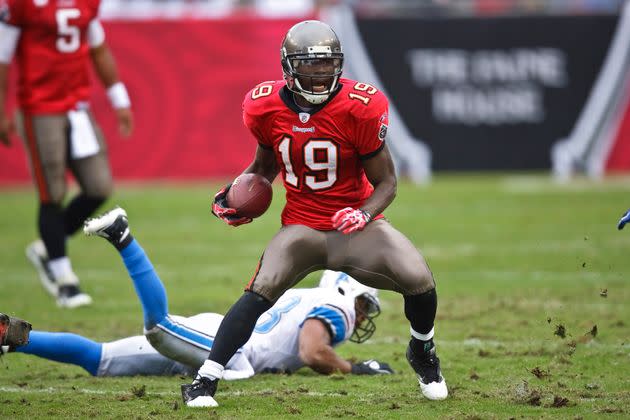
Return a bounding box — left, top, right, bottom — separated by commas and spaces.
1, 11, 628, 185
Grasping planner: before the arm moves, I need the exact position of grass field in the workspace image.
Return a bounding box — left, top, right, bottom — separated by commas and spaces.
1, 175, 629, 419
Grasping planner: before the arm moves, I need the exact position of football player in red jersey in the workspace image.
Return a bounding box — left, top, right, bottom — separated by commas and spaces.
0, 0, 133, 308
182, 20, 447, 407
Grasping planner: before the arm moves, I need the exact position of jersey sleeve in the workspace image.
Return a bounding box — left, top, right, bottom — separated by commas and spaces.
354, 91, 389, 159
303, 304, 353, 345
242, 83, 276, 150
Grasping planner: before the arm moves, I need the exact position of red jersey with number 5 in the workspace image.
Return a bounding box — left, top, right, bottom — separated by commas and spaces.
1, 0, 100, 113
242, 78, 389, 231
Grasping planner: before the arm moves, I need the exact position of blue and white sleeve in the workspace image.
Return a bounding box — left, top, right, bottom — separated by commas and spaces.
303, 304, 351, 345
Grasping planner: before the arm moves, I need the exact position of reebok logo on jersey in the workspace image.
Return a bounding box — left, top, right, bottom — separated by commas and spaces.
293, 125, 315, 133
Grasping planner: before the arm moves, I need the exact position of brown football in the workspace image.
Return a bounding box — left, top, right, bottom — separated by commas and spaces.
226, 173, 273, 219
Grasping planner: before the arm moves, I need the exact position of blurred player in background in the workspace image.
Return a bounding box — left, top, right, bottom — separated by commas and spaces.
2, 207, 393, 379
617, 209, 630, 230
0, 0, 133, 308
183, 20, 447, 407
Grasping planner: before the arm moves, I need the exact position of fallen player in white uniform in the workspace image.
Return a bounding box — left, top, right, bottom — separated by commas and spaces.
2, 208, 392, 379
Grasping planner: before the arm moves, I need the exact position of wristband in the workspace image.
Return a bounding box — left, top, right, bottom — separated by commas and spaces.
107, 82, 131, 109
360, 209, 372, 223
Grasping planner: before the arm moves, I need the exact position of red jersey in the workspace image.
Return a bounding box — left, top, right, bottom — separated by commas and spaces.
243, 78, 389, 231
2, 0, 100, 113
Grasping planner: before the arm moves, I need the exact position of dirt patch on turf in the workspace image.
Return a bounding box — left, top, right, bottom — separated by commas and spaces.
549, 396, 570, 407
596, 407, 626, 414
131, 384, 146, 398
578, 325, 598, 343
478, 349, 491, 358
554, 324, 567, 338
529, 367, 549, 379
513, 381, 542, 406
286, 405, 301, 414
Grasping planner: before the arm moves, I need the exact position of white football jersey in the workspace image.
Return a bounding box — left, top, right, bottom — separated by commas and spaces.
242, 287, 356, 373
95, 287, 356, 378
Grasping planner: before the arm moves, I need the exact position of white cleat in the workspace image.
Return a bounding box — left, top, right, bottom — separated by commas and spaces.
186, 396, 219, 408
418, 374, 448, 401
84, 207, 129, 245
181, 377, 219, 408
406, 344, 448, 401
56, 272, 92, 309
26, 240, 92, 308
57, 289, 93, 309
25, 239, 57, 297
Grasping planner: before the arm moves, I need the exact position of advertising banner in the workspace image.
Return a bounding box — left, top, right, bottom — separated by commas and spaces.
356, 14, 618, 170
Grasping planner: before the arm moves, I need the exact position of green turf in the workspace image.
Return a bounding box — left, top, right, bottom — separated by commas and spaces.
1, 174, 629, 419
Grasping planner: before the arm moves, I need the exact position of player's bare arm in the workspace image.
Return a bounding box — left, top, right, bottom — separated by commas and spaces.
359, 143, 397, 218
0, 62, 12, 146
332, 144, 397, 234
90, 44, 133, 137
298, 318, 352, 374
242, 145, 280, 184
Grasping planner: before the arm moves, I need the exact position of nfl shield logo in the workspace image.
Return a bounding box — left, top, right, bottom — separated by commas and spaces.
299, 112, 310, 124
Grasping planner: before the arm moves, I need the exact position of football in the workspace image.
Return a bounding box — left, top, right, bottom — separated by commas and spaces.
226, 173, 273, 219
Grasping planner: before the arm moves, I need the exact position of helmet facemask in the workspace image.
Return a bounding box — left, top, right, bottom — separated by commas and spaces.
350, 293, 381, 344
318, 270, 381, 344
282, 48, 343, 105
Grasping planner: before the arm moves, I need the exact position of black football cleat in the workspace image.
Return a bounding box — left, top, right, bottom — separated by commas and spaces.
406, 341, 448, 400
84, 207, 131, 248
181, 377, 219, 407
0, 313, 32, 347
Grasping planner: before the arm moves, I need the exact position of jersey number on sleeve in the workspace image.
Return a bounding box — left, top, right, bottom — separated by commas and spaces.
251, 83, 275, 100
254, 296, 301, 334
348, 82, 378, 105
278, 137, 338, 191
56, 9, 81, 53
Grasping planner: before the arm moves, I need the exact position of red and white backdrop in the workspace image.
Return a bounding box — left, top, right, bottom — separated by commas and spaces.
1, 8, 630, 185
0, 18, 306, 185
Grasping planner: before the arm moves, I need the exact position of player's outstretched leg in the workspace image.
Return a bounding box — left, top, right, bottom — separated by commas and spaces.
404, 289, 448, 400
12, 331, 103, 376
85, 208, 216, 365
84, 207, 167, 328
0, 313, 32, 348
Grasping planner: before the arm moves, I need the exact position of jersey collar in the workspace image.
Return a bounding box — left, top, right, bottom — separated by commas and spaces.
279, 83, 343, 116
